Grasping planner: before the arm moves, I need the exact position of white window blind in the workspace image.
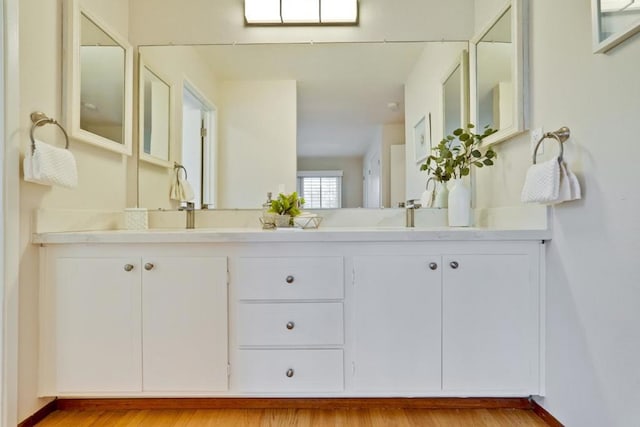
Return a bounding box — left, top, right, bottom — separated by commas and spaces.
297, 170, 343, 209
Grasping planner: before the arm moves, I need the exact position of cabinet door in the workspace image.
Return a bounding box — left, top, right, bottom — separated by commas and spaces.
353, 256, 441, 392
442, 254, 536, 393
56, 257, 142, 393
142, 256, 228, 392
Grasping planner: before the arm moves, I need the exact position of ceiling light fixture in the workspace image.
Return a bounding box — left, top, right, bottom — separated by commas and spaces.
245, 0, 358, 25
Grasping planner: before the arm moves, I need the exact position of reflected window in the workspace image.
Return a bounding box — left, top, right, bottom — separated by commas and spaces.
297, 171, 343, 209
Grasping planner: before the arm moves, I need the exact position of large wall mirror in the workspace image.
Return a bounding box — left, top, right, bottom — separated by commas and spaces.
136, 42, 469, 210
470, 0, 528, 146
63, 0, 133, 155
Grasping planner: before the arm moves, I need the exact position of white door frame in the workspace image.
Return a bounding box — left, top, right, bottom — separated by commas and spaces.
3, 0, 20, 425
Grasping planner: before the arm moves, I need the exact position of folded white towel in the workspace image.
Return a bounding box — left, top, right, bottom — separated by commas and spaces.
170, 172, 195, 202
24, 139, 78, 188
521, 156, 581, 204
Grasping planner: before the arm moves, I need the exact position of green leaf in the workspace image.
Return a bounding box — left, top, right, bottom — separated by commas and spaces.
471, 150, 481, 157
453, 128, 463, 136
486, 150, 496, 159
459, 133, 470, 141
483, 159, 494, 166
467, 123, 475, 129
447, 135, 455, 141
473, 161, 483, 167
461, 168, 470, 176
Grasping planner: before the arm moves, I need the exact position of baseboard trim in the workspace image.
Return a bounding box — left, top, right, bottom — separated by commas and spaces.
530, 399, 564, 427
17, 399, 58, 427
56, 397, 532, 411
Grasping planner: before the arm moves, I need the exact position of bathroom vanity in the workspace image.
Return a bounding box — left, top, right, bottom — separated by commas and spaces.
35, 227, 547, 398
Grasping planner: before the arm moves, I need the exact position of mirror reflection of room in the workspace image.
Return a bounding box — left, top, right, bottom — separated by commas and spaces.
79, 13, 126, 144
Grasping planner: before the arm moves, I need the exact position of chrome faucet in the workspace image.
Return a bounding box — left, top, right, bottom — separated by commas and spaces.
182, 202, 195, 229
405, 199, 421, 228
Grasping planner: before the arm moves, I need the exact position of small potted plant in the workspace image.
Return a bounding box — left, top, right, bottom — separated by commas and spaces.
268, 192, 305, 227
420, 124, 497, 226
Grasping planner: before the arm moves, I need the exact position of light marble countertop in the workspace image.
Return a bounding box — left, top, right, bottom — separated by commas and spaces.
33, 226, 552, 244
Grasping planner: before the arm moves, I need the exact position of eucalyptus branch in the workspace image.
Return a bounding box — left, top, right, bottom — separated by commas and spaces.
420, 124, 497, 183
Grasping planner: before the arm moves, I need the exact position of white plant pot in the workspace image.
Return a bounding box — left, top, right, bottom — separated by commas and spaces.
447, 179, 471, 227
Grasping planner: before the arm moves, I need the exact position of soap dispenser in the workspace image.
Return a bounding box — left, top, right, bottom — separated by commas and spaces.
261, 192, 275, 229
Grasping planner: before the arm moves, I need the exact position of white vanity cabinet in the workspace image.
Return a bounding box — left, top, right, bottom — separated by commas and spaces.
39, 245, 229, 396
37, 233, 544, 398
232, 256, 345, 393
352, 255, 442, 392
351, 242, 542, 396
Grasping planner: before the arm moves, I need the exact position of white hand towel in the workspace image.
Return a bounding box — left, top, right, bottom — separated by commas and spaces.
420, 189, 434, 208
170, 173, 195, 202
23, 139, 78, 189
521, 157, 560, 203
560, 161, 582, 202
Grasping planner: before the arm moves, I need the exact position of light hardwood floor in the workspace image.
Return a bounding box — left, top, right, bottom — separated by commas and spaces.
36, 408, 549, 426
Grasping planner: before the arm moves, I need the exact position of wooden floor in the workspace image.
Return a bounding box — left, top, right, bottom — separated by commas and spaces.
36, 408, 549, 426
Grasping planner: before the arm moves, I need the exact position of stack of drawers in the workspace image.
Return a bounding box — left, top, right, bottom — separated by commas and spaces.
234, 257, 344, 393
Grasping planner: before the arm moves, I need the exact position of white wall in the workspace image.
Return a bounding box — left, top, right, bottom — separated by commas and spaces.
404, 42, 469, 201
297, 156, 364, 208
17, 0, 131, 421
474, 0, 640, 425
129, 0, 475, 46
219, 80, 297, 208
137, 46, 223, 210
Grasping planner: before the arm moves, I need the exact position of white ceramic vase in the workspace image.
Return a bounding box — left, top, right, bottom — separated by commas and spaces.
447, 178, 471, 227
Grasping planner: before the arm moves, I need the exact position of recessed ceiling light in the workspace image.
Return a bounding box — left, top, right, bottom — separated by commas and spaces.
281, 0, 320, 23
321, 0, 358, 23
244, 0, 358, 25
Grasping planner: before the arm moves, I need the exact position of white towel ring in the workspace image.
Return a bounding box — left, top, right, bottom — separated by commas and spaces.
30, 112, 70, 153
532, 126, 570, 164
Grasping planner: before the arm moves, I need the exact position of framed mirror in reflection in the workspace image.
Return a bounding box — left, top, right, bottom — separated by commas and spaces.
470, 0, 527, 146
64, 0, 133, 155
138, 58, 172, 168
442, 50, 469, 138
592, 0, 640, 53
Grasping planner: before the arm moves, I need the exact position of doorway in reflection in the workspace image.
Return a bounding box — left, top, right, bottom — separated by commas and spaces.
182, 83, 217, 209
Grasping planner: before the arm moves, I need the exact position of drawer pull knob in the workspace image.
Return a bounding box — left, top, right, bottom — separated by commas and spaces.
144, 263, 155, 271
286, 321, 295, 330
124, 264, 134, 272
285, 275, 295, 284
429, 262, 438, 270
286, 369, 295, 378
450, 261, 459, 269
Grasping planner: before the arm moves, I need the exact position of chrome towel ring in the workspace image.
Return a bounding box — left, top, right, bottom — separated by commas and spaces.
532, 126, 570, 164
29, 111, 70, 153
174, 162, 188, 180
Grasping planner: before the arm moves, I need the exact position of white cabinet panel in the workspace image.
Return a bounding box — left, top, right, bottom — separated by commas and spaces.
237, 302, 343, 346
234, 349, 344, 392
55, 257, 142, 393
442, 254, 536, 393
142, 256, 228, 392
353, 256, 442, 392
235, 257, 343, 300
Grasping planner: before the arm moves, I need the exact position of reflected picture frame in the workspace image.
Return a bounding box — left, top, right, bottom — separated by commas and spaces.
592, 0, 640, 53
414, 115, 429, 164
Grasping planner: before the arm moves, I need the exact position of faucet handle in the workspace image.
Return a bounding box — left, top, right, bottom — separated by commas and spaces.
406, 199, 421, 209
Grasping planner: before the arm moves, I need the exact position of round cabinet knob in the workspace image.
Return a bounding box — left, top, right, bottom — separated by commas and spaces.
286, 369, 295, 378
144, 263, 155, 271
450, 261, 459, 269
429, 262, 438, 271
286, 321, 295, 330
285, 275, 295, 284
124, 264, 134, 272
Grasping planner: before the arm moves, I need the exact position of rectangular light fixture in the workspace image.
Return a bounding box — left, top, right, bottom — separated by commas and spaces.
281, 0, 320, 23
245, 0, 358, 25
321, 0, 358, 23
244, 0, 282, 24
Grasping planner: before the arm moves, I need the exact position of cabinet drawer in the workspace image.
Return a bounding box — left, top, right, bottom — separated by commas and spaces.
237, 302, 343, 346
234, 349, 343, 392
235, 257, 343, 300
